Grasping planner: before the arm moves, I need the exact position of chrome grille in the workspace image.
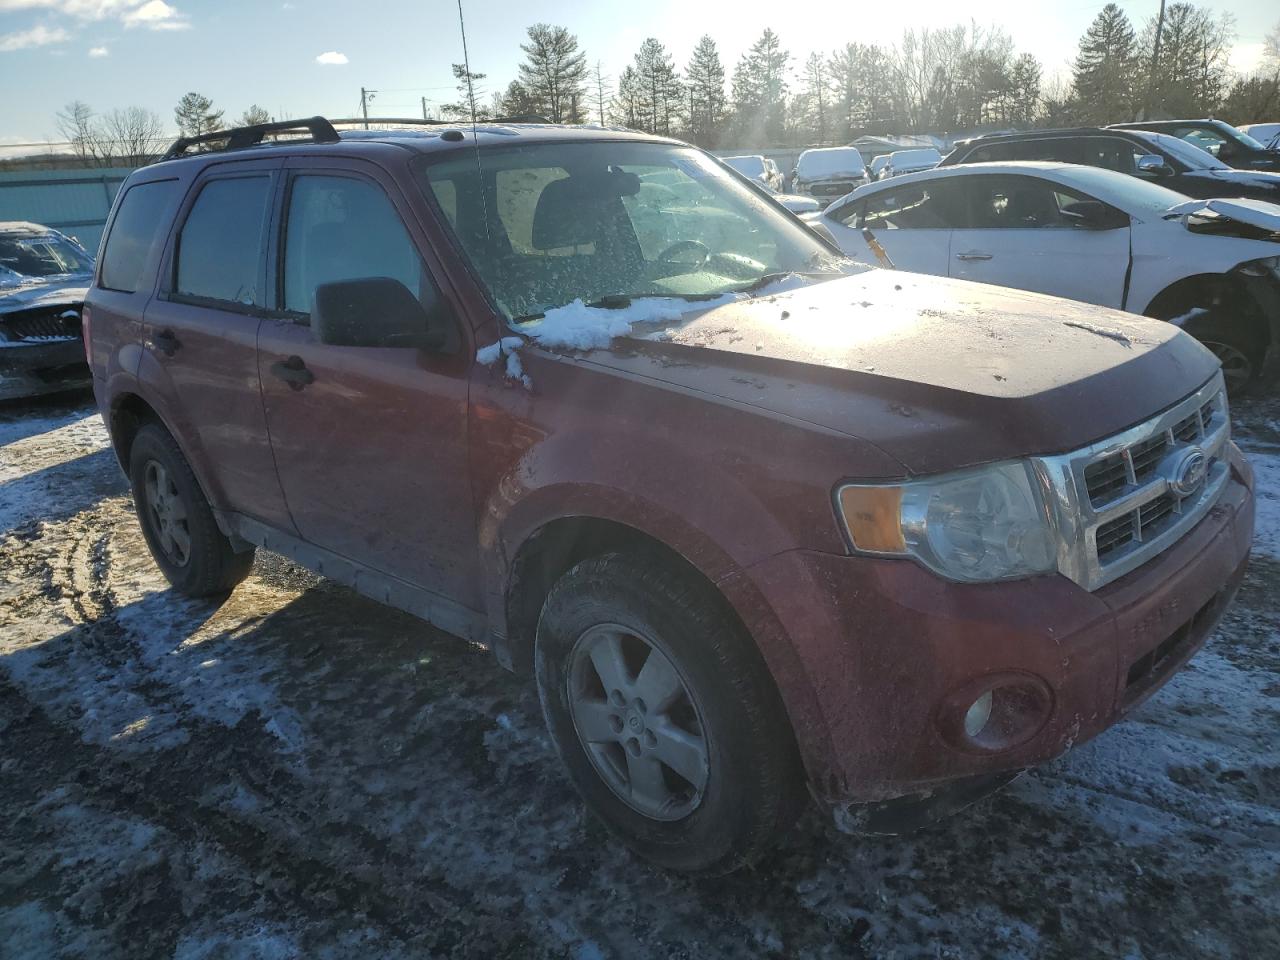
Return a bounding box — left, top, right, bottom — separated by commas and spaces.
1033, 374, 1230, 592
0, 306, 81, 342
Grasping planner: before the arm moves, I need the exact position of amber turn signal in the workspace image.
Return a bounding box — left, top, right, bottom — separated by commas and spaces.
838, 485, 906, 553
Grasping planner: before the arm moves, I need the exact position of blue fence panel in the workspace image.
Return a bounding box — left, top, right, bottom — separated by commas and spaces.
0, 167, 137, 254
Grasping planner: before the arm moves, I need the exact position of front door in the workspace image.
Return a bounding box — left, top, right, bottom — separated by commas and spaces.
256, 159, 480, 607
947, 174, 1131, 308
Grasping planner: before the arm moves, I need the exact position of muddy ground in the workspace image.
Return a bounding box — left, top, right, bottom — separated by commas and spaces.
1, 390, 1277, 960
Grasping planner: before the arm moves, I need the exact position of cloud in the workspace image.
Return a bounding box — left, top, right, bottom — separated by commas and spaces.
0, 24, 69, 52
122, 0, 187, 29
0, 1, 190, 29
88, 44, 107, 56
315, 50, 348, 65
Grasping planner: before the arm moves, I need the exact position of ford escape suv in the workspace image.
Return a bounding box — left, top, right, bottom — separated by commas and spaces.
86, 117, 1255, 875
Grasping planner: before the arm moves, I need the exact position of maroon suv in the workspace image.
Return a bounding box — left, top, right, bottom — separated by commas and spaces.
85, 117, 1255, 874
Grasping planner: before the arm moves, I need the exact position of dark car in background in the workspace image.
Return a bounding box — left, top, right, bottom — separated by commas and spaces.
0, 222, 94, 400
1110, 119, 1280, 172
941, 127, 1280, 204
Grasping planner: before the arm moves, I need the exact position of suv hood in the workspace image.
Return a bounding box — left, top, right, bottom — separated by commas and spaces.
597, 271, 1218, 475
0, 274, 90, 314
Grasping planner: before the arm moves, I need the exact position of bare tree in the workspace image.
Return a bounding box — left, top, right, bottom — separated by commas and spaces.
99, 107, 165, 166
56, 101, 101, 164
239, 104, 272, 126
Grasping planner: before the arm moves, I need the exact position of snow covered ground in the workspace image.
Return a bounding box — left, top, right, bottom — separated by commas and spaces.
1, 390, 1278, 960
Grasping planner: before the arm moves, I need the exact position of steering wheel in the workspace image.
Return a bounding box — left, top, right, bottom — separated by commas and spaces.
656, 239, 711, 268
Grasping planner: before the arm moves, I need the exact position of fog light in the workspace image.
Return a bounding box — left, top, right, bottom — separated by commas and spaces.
964, 691, 993, 738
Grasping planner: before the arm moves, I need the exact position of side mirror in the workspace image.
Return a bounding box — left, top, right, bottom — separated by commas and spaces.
313, 277, 446, 349
1136, 154, 1173, 177
1061, 200, 1125, 230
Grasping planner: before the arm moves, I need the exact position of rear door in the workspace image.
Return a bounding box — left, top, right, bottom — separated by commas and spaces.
257, 157, 479, 607
825, 178, 963, 276
142, 158, 295, 531
947, 173, 1130, 308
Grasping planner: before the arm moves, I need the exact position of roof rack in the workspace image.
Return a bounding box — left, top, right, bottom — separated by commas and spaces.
327, 115, 552, 127
162, 116, 339, 160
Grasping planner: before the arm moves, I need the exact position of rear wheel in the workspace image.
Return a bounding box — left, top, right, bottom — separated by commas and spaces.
1181, 320, 1259, 394
535, 552, 805, 875
128, 423, 254, 596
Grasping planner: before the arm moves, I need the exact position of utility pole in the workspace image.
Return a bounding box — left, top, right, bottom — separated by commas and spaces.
421, 96, 430, 120
360, 87, 377, 129
1142, 0, 1167, 121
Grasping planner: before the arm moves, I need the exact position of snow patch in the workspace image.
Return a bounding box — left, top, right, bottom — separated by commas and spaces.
516, 295, 733, 351
1168, 307, 1209, 327
1062, 320, 1133, 346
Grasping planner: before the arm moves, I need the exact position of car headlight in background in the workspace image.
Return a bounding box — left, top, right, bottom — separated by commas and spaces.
837, 461, 1057, 583
1236, 255, 1280, 280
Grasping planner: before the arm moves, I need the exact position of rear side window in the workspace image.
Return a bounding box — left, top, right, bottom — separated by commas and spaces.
175, 176, 272, 306
99, 179, 180, 293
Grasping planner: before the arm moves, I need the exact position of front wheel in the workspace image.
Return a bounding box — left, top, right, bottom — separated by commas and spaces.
534, 552, 804, 874
1181, 319, 1260, 394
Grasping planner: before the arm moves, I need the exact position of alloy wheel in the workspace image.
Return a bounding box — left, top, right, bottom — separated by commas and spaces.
566, 623, 710, 821
143, 459, 191, 567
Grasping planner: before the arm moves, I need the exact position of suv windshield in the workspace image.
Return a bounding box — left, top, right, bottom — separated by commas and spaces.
418, 141, 846, 321
0, 231, 93, 279
1138, 131, 1229, 170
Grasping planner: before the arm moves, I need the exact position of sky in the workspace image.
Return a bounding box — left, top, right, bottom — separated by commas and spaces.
0, 0, 1276, 147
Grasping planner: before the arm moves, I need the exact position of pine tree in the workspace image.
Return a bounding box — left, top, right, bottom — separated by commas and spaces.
441, 64, 489, 121
684, 35, 726, 146
730, 29, 790, 145
798, 52, 830, 144
174, 92, 223, 138
239, 105, 271, 127
1072, 4, 1138, 123
1009, 54, 1042, 125
629, 38, 682, 135
517, 24, 588, 122
1139, 3, 1232, 118
587, 61, 611, 126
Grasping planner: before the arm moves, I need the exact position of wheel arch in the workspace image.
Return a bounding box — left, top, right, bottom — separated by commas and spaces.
1140, 272, 1271, 355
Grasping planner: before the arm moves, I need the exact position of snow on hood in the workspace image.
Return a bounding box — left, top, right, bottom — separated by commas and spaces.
514, 294, 738, 351
795, 148, 866, 181
1167, 196, 1280, 234
0, 275, 90, 314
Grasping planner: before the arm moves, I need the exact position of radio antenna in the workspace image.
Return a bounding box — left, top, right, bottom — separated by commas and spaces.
456, 0, 491, 257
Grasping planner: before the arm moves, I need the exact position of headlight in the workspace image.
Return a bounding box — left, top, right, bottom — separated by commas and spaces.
837, 461, 1058, 582
1236, 255, 1280, 280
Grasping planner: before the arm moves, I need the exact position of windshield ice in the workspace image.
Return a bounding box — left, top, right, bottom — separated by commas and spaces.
418, 141, 850, 322
796, 148, 866, 179
0, 232, 93, 278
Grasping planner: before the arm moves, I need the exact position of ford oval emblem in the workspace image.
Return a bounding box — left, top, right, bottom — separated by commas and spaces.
1166, 447, 1208, 498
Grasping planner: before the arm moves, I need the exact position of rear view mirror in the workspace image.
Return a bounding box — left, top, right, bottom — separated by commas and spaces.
1061, 200, 1126, 230
1136, 154, 1173, 177
313, 277, 445, 349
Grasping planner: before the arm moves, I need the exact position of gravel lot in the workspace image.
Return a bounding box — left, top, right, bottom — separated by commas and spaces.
2, 390, 1278, 960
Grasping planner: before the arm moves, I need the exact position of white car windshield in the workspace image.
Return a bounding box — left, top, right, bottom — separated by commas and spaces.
723, 156, 766, 178
0, 232, 93, 278
796, 148, 865, 179
418, 141, 850, 321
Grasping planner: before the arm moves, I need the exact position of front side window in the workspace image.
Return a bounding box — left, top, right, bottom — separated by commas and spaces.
283, 175, 430, 316
855, 182, 962, 230
1172, 125, 1230, 157
418, 141, 842, 321
99, 179, 181, 293
175, 176, 272, 306
961, 175, 1095, 229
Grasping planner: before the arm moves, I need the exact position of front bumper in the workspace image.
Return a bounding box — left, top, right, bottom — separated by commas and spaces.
0, 337, 90, 401
746, 443, 1255, 810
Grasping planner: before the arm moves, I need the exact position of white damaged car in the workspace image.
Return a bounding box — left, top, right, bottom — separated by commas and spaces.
817, 161, 1280, 390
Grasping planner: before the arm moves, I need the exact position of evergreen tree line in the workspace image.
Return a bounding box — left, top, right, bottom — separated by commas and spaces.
51, 8, 1280, 164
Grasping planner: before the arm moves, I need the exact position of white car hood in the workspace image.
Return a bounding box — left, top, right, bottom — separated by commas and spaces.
1167, 197, 1280, 233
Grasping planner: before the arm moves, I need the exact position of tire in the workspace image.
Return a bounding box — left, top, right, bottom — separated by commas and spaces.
127, 422, 254, 597
534, 552, 805, 875
1180, 318, 1262, 395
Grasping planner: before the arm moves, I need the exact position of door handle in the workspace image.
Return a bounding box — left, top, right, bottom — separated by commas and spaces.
270, 355, 314, 390
153, 329, 181, 356
955, 252, 993, 261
